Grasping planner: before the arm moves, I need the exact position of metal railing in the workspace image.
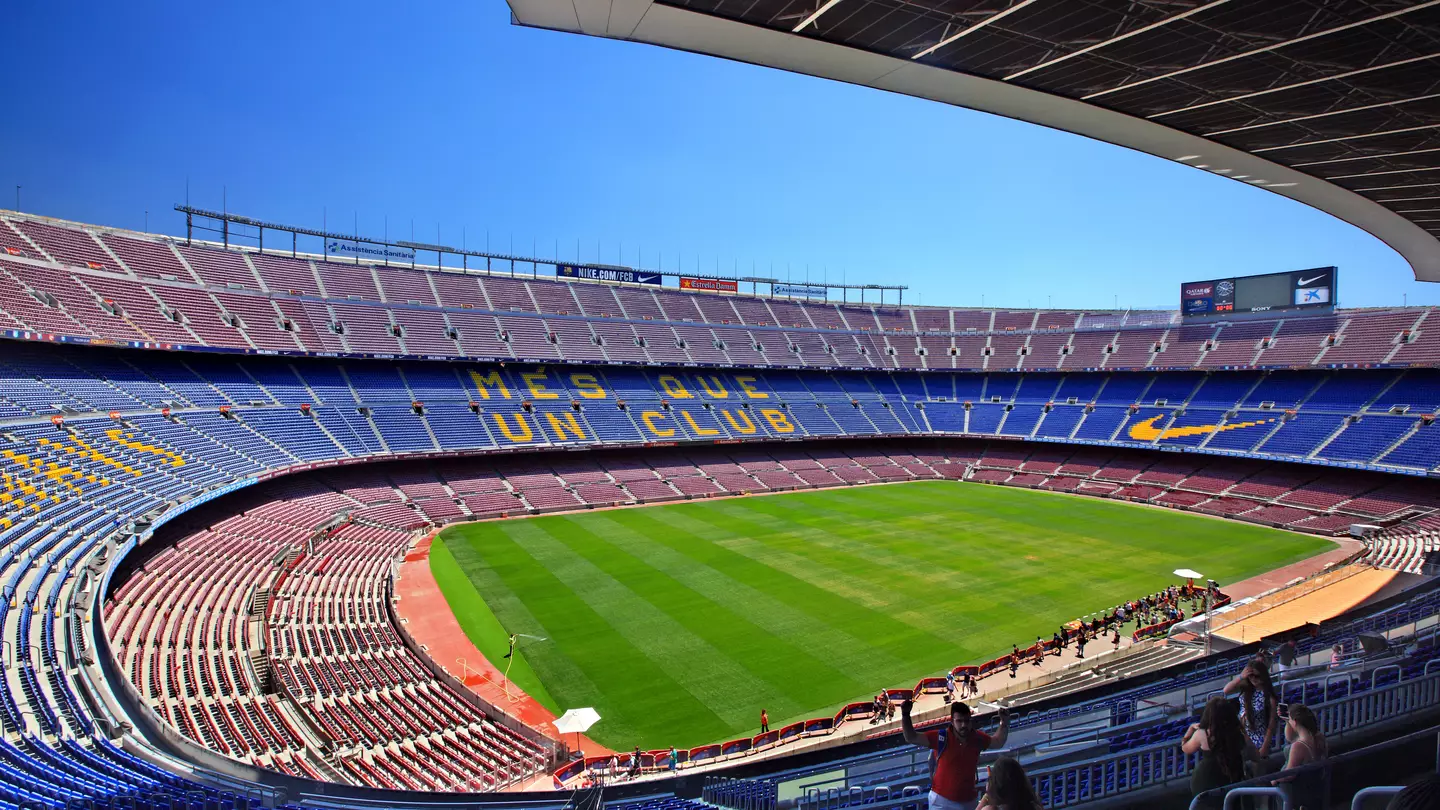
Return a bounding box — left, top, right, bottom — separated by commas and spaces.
703, 776, 779, 810
1031, 665, 1440, 808
1220, 787, 1290, 809
1351, 786, 1404, 809
791, 748, 931, 810
1187, 724, 1440, 810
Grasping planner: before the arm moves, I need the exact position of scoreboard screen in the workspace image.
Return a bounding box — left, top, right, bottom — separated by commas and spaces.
1180, 267, 1336, 318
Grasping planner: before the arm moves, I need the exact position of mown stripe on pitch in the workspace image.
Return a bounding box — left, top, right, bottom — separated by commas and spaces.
729, 486, 1158, 607
558, 511, 892, 698
440, 528, 611, 720
725, 494, 1006, 587
541, 516, 847, 723
691, 490, 1116, 639
669, 506, 988, 662
767, 483, 1332, 614
502, 519, 784, 736
430, 535, 561, 712
451, 521, 732, 746
726, 491, 1084, 608
603, 506, 925, 677
610, 505, 957, 666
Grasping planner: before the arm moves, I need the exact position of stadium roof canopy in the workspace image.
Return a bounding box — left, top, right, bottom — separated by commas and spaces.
503, 0, 1440, 281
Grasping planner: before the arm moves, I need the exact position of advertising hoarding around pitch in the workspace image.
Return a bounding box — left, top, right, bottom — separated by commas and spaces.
1180, 267, 1336, 317
556, 265, 662, 285
680, 277, 739, 293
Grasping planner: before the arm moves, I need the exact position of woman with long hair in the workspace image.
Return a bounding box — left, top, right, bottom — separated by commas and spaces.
1273, 704, 1327, 809
1183, 696, 1258, 806
979, 756, 1043, 810
1224, 658, 1280, 759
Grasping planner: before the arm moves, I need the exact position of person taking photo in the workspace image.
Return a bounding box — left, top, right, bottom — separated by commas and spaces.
901, 698, 1010, 810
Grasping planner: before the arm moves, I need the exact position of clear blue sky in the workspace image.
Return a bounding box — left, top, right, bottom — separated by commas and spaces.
4, 1, 1437, 310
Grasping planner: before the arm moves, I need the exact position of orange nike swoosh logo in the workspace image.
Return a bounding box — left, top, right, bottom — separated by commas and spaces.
1127, 414, 1275, 441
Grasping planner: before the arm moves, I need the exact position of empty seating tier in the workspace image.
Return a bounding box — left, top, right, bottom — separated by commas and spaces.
0, 213, 1433, 372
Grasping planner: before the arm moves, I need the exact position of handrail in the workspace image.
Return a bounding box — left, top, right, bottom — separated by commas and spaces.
1370, 664, 1401, 688
1029, 668, 1440, 807
1221, 787, 1290, 809
1351, 786, 1403, 809
1191, 725, 1440, 810
1326, 673, 1358, 693
1038, 723, 1107, 741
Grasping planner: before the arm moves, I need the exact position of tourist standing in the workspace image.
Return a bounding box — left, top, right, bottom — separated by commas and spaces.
900, 700, 1010, 810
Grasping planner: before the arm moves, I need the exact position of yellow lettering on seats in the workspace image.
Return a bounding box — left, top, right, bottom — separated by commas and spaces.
521, 371, 559, 400
2, 448, 102, 496
58, 435, 140, 476
657, 375, 692, 399
720, 409, 757, 435
570, 373, 607, 399
468, 369, 512, 400
680, 411, 719, 436
492, 413, 534, 442
639, 411, 675, 437
544, 412, 587, 441
760, 409, 794, 433
105, 429, 186, 467
697, 375, 729, 399
736, 376, 768, 399
1, 471, 44, 499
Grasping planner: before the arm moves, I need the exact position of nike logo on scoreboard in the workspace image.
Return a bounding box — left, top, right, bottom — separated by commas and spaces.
1298, 274, 1327, 286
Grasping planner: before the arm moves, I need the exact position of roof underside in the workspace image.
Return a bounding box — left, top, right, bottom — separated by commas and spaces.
505, 0, 1440, 280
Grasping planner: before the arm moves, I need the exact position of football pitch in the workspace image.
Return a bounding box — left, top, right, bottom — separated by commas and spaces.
430, 480, 1332, 750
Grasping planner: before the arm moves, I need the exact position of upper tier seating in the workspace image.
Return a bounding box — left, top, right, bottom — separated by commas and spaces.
1, 214, 1433, 372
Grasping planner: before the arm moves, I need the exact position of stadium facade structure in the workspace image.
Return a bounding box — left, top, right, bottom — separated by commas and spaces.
502, 0, 1440, 282
0, 211, 1438, 806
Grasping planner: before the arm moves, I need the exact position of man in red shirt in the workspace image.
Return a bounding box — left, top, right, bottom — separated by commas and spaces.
900, 699, 1009, 810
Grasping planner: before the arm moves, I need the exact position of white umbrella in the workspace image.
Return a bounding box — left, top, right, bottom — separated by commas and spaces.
554, 707, 601, 734
554, 707, 601, 755
1173, 569, 1213, 655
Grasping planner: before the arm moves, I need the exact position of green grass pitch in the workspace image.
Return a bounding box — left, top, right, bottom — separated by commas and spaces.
430, 480, 1332, 750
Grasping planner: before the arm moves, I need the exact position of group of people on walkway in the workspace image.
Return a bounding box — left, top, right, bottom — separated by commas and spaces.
945, 670, 978, 702
868, 694, 897, 725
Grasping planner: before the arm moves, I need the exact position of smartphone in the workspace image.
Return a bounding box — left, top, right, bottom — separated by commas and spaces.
1277, 703, 1290, 720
